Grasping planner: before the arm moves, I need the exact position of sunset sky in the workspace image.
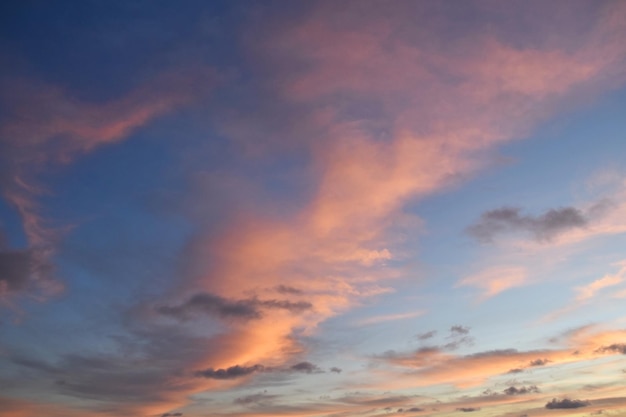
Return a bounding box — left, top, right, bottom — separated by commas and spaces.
2, 1, 626, 416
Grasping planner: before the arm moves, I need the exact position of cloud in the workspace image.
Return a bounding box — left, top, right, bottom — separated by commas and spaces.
456, 266, 527, 300
528, 358, 550, 367
161, 413, 183, 417
0, 233, 57, 301
545, 398, 590, 409
467, 206, 588, 243
356, 310, 425, 325
376, 326, 626, 388
259, 299, 313, 313
0, 396, 99, 417
290, 361, 322, 374
330, 367, 342, 373
456, 407, 480, 412
156, 292, 313, 321
503, 385, 539, 395
194, 364, 265, 380
594, 344, 626, 355
234, 393, 279, 406
0, 248, 35, 296
416, 331, 437, 341
157, 293, 261, 320
6, 323, 262, 415
444, 326, 475, 351
450, 325, 471, 335
575, 267, 625, 303
542, 262, 626, 322
275, 285, 304, 295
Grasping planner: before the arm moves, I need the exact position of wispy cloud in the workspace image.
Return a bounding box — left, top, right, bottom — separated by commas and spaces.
456, 266, 527, 301
542, 261, 626, 322
356, 310, 425, 326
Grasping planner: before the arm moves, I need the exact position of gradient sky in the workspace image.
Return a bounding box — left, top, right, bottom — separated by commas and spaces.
1, 1, 626, 416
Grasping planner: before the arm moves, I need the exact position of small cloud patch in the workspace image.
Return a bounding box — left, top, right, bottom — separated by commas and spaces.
545, 398, 589, 409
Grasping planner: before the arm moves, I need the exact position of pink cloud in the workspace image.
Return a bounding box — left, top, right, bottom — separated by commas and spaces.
154, 2, 626, 411
456, 266, 528, 301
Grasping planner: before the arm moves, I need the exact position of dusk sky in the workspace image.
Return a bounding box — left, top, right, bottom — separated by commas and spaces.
2, 1, 626, 416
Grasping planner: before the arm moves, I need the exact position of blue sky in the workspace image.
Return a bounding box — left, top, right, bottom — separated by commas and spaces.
1, 1, 626, 416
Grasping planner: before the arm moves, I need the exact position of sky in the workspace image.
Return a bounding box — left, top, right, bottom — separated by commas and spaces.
1, 1, 626, 416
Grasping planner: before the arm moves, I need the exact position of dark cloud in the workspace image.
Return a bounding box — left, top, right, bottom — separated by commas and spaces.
334, 394, 412, 407
545, 398, 590, 409
10, 320, 324, 411
7, 324, 220, 409
195, 364, 264, 379
0, 249, 32, 293
406, 407, 424, 412
416, 330, 437, 341
0, 245, 54, 297
450, 325, 470, 335
503, 385, 539, 395
594, 344, 626, 354
10, 355, 61, 374
290, 361, 322, 374
443, 336, 474, 351
465, 348, 518, 359
275, 285, 303, 295
330, 367, 342, 373
161, 413, 183, 417
258, 299, 313, 313
157, 292, 313, 321
234, 393, 278, 405
507, 368, 523, 374
467, 206, 587, 242
456, 407, 480, 412
412, 326, 472, 352
157, 293, 261, 320
444, 326, 474, 350
529, 358, 550, 366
